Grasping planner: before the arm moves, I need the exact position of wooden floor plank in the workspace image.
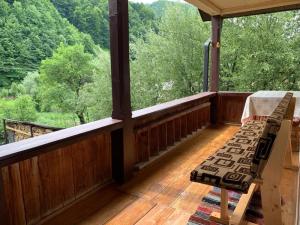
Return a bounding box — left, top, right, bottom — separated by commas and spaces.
78, 193, 137, 225
171, 183, 211, 213
105, 198, 156, 225
162, 209, 191, 225
152, 174, 191, 205
135, 205, 175, 225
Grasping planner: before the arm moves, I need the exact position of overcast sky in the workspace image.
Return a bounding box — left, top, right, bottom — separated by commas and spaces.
129, 0, 183, 3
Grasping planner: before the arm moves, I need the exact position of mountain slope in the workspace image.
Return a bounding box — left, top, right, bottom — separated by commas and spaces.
0, 0, 95, 87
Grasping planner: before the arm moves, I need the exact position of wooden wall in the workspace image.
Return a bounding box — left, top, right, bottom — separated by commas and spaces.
217, 92, 252, 124
1, 132, 112, 225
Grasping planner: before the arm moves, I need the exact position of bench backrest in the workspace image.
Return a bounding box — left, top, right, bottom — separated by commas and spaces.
250, 92, 294, 177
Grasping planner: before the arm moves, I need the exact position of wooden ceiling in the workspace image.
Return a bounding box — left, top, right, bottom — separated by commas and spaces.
185, 0, 300, 18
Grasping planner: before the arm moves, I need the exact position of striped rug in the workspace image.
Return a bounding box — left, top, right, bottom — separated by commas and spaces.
187, 187, 264, 225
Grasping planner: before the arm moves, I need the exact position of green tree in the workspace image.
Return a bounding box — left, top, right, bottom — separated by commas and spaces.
38, 44, 96, 124
12, 95, 37, 121
221, 12, 300, 91
131, 4, 209, 110
21, 71, 39, 98
85, 48, 112, 120
1, 95, 37, 121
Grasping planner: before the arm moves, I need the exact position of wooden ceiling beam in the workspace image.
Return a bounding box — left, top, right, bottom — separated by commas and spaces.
185, 0, 221, 15
221, 0, 300, 16
186, 0, 300, 18
222, 4, 300, 19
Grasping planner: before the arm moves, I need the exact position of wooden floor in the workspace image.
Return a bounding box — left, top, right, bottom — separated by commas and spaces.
43, 125, 299, 225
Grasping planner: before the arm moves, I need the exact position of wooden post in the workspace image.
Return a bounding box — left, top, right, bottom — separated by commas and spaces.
109, 0, 132, 119
109, 0, 135, 182
3, 119, 8, 144
210, 95, 218, 125
220, 188, 229, 220
210, 16, 223, 92
210, 188, 230, 224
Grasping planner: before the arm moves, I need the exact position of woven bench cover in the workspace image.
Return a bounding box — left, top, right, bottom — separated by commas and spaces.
251, 92, 293, 176
191, 92, 293, 193
190, 120, 266, 193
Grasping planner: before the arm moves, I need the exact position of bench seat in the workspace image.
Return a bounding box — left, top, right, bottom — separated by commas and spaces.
190, 120, 266, 193
191, 92, 293, 194
190, 92, 294, 225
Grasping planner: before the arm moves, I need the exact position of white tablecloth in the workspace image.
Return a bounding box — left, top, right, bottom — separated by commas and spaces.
241, 91, 300, 123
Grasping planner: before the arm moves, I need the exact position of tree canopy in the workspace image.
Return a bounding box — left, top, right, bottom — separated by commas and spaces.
51, 0, 157, 48
39, 44, 96, 124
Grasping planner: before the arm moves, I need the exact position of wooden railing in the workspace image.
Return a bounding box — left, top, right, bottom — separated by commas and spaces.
132, 92, 216, 164
0, 91, 251, 225
0, 118, 122, 225
217, 92, 252, 124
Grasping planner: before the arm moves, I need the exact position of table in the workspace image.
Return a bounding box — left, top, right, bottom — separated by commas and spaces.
241, 91, 300, 124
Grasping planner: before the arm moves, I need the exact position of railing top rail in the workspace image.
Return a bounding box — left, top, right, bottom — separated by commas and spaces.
132, 92, 216, 119
218, 91, 253, 96
0, 118, 122, 167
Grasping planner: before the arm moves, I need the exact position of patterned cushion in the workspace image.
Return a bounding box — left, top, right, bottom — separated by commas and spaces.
250, 92, 293, 176
190, 120, 266, 193
191, 92, 293, 193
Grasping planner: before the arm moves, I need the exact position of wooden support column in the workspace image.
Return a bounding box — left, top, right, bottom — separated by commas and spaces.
109, 0, 135, 182
109, 0, 131, 119
210, 16, 223, 92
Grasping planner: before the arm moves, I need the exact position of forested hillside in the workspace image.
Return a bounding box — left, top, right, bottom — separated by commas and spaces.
0, 0, 95, 87
0, 0, 299, 144
51, 0, 157, 48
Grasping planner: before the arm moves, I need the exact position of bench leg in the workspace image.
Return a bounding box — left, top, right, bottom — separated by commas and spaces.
210, 188, 230, 225
261, 183, 282, 225
260, 120, 290, 225
284, 133, 299, 171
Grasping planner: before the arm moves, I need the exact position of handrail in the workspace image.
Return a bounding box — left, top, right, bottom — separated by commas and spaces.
0, 118, 122, 167
218, 91, 252, 96
135, 102, 211, 132
132, 92, 216, 119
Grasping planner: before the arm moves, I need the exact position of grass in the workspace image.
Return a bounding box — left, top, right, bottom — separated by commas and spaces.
36, 112, 79, 128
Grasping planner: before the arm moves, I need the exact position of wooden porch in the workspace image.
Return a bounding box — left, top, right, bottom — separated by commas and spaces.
42, 125, 299, 225
1, 0, 300, 224
0, 92, 299, 225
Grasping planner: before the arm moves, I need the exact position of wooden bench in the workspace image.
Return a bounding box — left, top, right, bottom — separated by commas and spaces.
190, 92, 297, 225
